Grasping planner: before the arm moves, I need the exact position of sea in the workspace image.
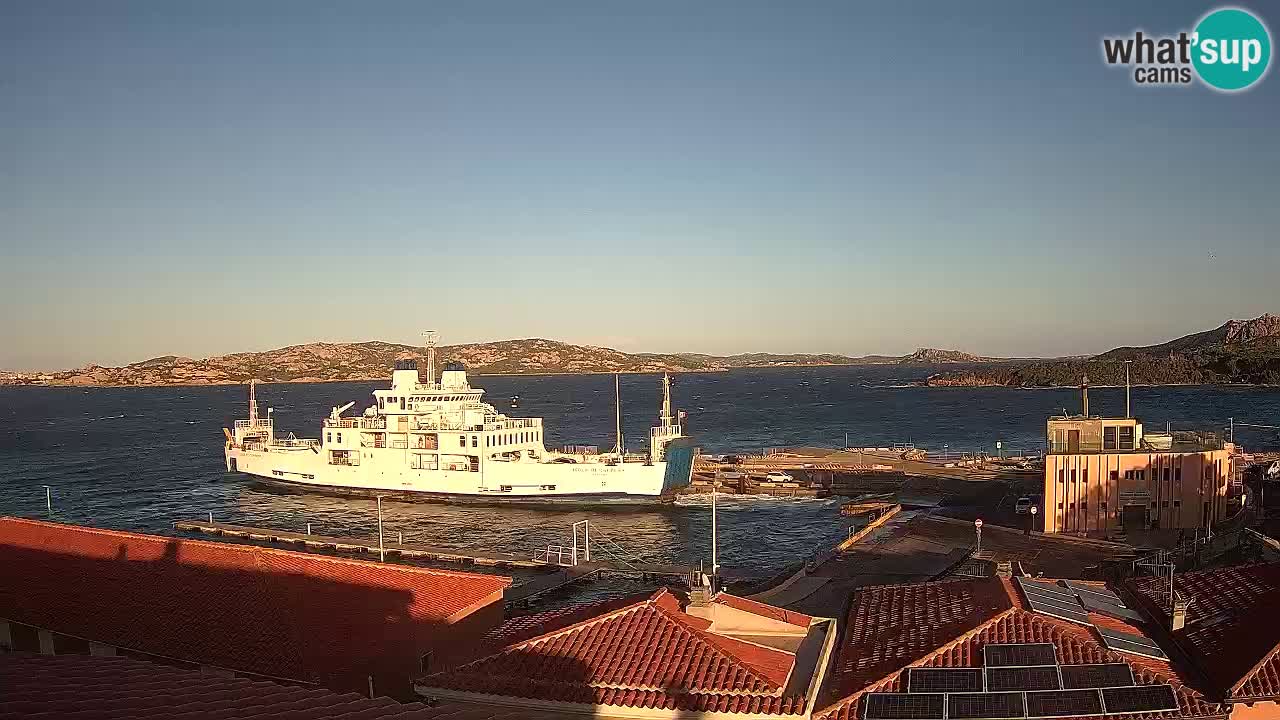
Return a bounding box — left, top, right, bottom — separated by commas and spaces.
3, 365, 1279, 591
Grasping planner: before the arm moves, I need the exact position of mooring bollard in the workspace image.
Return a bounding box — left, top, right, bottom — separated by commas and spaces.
307, 522, 312, 535
398, 531, 403, 544
208, 511, 213, 524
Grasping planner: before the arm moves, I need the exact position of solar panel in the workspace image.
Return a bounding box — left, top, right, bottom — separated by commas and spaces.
984, 643, 1058, 667
1059, 663, 1135, 689
1101, 685, 1179, 714
1074, 593, 1144, 623
1019, 578, 1077, 601
1022, 593, 1092, 626
1098, 629, 1169, 660
906, 668, 984, 693
986, 665, 1061, 691
1024, 689, 1105, 718
863, 693, 945, 720
946, 692, 1027, 720
1062, 580, 1121, 602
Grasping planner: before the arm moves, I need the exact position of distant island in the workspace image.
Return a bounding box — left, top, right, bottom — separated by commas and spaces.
927, 313, 1280, 387
0, 340, 995, 387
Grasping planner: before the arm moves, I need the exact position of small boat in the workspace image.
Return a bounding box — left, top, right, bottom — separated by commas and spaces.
510, 395, 520, 408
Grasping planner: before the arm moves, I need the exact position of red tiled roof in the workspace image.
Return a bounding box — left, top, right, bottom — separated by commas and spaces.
828, 577, 1014, 699
419, 588, 809, 715
817, 577, 1227, 720
1128, 562, 1280, 701
479, 592, 654, 650
0, 517, 509, 685
0, 651, 545, 720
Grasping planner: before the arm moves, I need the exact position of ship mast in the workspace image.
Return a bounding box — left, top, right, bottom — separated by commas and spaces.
614, 373, 624, 456
248, 379, 258, 423
424, 330, 437, 389
659, 372, 673, 427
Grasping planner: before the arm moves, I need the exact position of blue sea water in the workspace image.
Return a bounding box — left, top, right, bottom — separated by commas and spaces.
2, 366, 1279, 577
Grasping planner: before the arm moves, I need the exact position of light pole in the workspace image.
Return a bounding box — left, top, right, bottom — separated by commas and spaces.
376, 496, 385, 562
711, 477, 719, 589
41, 485, 51, 515
1124, 360, 1132, 418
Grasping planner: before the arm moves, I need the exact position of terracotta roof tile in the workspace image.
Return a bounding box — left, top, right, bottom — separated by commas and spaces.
418, 588, 809, 715
817, 577, 1228, 720
0, 652, 501, 720
1127, 562, 1280, 701
828, 577, 1014, 699
0, 517, 509, 685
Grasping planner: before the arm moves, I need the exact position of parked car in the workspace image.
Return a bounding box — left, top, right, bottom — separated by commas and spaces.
1015, 497, 1034, 514
765, 471, 794, 482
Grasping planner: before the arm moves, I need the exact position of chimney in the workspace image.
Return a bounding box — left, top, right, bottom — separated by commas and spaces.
1081, 374, 1090, 417
1172, 597, 1189, 631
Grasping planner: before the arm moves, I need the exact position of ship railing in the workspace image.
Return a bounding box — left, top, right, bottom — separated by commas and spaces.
234, 419, 273, 430
273, 438, 319, 448
323, 418, 361, 429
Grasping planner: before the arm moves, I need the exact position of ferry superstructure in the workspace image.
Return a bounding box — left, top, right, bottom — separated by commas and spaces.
223, 341, 694, 501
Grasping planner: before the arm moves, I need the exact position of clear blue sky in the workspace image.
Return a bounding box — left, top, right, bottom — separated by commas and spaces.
3, 1, 1277, 370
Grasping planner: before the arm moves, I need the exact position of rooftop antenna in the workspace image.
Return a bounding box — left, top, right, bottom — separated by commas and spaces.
423, 331, 437, 388
613, 374, 624, 456
248, 379, 258, 424
1081, 373, 1090, 417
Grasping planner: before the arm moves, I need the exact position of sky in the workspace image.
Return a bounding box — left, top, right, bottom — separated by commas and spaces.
2, 1, 1278, 370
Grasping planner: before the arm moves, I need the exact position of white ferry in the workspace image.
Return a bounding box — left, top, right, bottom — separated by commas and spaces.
222, 342, 694, 502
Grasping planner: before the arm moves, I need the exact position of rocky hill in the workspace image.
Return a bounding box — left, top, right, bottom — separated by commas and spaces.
927, 314, 1280, 387
1, 340, 1005, 387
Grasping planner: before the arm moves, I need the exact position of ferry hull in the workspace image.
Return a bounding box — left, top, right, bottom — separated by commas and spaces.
225, 438, 695, 502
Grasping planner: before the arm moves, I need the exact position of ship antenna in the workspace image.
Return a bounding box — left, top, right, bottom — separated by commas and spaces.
614, 373, 624, 456
248, 378, 258, 423
424, 330, 437, 389
660, 372, 673, 427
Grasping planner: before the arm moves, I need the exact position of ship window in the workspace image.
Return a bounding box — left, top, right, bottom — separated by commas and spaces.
459, 435, 465, 447
326, 433, 331, 443
336, 433, 342, 443
541, 485, 556, 491
499, 485, 511, 492
378, 398, 384, 409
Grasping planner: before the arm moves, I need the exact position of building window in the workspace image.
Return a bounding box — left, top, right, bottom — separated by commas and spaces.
1059, 469, 1066, 484
1101, 502, 1107, 511
1103, 426, 1118, 451
1058, 503, 1064, 510
1081, 503, 1087, 511
1163, 468, 1171, 482
1174, 501, 1181, 508
1118, 426, 1135, 450
1175, 467, 1182, 482
1162, 501, 1170, 507
1082, 469, 1088, 484
1110, 470, 1119, 481
1070, 470, 1077, 483
1124, 470, 1134, 480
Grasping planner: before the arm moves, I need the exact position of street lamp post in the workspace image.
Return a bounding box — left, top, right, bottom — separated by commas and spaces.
376, 496, 385, 562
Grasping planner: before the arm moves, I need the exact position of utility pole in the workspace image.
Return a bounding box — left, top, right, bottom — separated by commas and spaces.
42, 485, 52, 516
711, 479, 718, 589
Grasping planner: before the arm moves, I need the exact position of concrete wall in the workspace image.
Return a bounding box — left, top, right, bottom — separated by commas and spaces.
1231, 700, 1280, 719
1043, 449, 1232, 533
